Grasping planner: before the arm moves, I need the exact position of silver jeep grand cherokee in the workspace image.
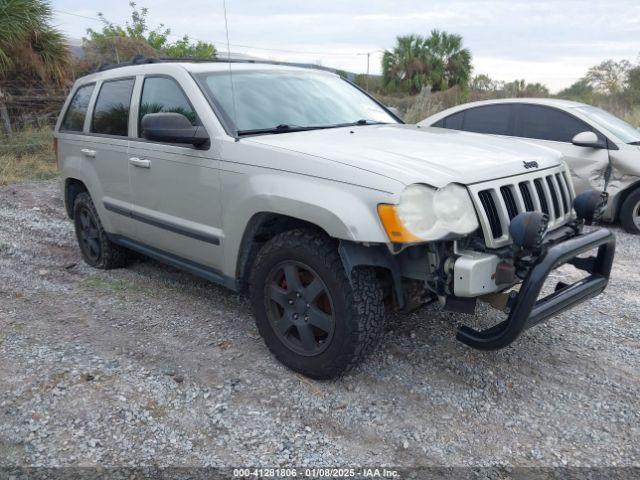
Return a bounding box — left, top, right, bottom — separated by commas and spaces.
55, 58, 616, 379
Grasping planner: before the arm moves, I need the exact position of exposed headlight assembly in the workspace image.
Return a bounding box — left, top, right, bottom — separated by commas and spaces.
378, 183, 479, 243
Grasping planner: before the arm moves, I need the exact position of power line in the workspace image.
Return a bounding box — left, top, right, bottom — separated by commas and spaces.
53, 9, 370, 58
53, 9, 105, 22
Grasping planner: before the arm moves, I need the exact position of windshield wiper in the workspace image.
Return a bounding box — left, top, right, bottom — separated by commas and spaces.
353, 119, 387, 125
628, 140, 640, 145
237, 120, 390, 136
237, 124, 332, 136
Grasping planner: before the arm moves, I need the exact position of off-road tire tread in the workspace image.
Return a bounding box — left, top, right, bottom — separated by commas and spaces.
250, 229, 385, 379
620, 188, 640, 234
73, 192, 131, 269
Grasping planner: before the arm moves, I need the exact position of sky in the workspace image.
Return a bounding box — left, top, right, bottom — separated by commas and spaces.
51, 0, 640, 93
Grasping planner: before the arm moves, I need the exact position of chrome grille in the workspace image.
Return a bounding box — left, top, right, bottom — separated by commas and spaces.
469, 166, 575, 248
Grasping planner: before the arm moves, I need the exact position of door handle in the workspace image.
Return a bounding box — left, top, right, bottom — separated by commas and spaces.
81, 148, 96, 158
129, 157, 151, 169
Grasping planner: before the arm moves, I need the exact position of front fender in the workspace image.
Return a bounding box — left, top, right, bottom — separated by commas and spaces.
220, 170, 398, 278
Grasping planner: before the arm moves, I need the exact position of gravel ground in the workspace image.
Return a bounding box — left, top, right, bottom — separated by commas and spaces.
0, 180, 638, 469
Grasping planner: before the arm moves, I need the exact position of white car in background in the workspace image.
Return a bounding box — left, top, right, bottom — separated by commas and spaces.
419, 98, 640, 233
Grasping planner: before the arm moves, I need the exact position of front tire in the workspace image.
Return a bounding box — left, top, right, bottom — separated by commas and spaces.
73, 192, 132, 269
620, 188, 640, 234
249, 230, 385, 379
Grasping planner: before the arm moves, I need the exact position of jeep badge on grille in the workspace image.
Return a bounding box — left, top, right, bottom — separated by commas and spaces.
523, 160, 539, 169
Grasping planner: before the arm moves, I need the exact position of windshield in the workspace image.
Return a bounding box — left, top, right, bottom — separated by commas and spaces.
195, 69, 397, 134
574, 105, 640, 144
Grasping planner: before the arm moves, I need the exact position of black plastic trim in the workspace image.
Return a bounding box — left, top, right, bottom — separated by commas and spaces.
103, 201, 220, 246
108, 234, 236, 290
338, 240, 405, 308
456, 228, 616, 350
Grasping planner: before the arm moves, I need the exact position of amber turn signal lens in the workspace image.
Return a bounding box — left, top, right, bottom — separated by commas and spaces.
377, 204, 421, 243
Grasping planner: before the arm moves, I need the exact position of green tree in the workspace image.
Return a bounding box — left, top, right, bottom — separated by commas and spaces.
0, 0, 70, 84
625, 66, 640, 102
470, 74, 499, 92
162, 36, 216, 59
83, 2, 216, 65
558, 78, 594, 101
382, 30, 471, 95
0, 0, 70, 136
382, 35, 430, 94
423, 30, 472, 91
585, 59, 632, 94
502, 79, 549, 97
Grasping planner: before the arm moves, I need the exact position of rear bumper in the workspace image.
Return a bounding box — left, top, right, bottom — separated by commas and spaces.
456, 228, 616, 350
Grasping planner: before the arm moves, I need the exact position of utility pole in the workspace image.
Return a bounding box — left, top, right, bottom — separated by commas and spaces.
357, 50, 384, 92
357, 52, 371, 91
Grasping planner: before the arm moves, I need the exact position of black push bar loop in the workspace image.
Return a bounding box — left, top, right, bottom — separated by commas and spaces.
456, 228, 616, 350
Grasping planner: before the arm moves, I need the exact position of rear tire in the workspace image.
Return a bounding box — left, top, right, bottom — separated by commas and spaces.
620, 188, 640, 234
73, 192, 132, 269
249, 229, 385, 379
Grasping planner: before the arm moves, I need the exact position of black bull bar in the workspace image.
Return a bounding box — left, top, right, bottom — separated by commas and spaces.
457, 228, 616, 350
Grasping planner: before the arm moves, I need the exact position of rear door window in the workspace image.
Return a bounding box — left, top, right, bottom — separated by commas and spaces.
461, 105, 512, 135
138, 77, 198, 136
515, 104, 596, 143
61, 84, 94, 132
91, 78, 135, 136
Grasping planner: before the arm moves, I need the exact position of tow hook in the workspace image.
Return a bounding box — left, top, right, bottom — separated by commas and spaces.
480, 291, 518, 314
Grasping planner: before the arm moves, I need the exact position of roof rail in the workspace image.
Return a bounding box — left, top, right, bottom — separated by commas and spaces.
94, 55, 338, 73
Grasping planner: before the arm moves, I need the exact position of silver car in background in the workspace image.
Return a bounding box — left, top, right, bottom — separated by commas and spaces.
419, 98, 640, 233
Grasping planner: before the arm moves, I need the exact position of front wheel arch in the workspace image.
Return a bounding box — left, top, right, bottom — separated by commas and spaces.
619, 186, 640, 233
614, 181, 640, 220
235, 213, 332, 294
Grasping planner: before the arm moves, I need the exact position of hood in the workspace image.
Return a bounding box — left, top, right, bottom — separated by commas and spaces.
245, 124, 563, 188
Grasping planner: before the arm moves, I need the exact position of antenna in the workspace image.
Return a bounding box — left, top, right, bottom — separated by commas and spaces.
222, 0, 238, 126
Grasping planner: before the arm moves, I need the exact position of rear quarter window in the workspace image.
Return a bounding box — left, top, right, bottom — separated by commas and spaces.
91, 78, 135, 136
60, 84, 94, 132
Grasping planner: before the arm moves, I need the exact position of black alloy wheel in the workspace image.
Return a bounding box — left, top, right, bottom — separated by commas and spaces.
77, 205, 102, 262
265, 260, 335, 356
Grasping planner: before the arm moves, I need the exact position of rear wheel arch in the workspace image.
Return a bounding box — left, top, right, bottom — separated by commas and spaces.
64, 178, 88, 219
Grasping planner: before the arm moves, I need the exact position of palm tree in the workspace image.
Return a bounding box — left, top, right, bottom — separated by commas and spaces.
0, 0, 70, 135
423, 30, 472, 91
383, 35, 431, 95
382, 30, 472, 95
0, 0, 70, 84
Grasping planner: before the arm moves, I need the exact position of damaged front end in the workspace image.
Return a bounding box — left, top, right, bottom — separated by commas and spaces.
339, 172, 616, 351
456, 222, 615, 349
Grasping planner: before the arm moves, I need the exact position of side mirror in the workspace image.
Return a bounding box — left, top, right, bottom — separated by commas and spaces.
386, 106, 401, 117
141, 113, 209, 147
572, 131, 605, 149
